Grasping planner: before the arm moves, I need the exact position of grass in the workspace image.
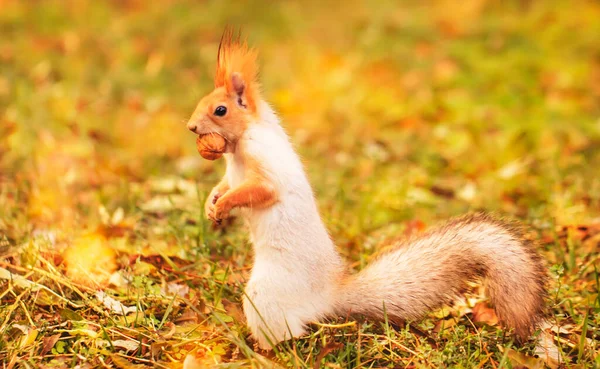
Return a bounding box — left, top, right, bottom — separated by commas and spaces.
1, 0, 599, 367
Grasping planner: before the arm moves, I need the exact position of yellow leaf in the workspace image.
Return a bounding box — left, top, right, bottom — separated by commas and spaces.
19, 328, 38, 348
110, 355, 149, 369
63, 233, 116, 286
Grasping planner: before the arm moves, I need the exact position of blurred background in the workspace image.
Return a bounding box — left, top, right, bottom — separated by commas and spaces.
1, 0, 599, 366
2, 0, 600, 234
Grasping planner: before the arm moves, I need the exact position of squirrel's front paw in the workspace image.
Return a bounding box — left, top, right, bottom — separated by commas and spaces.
208, 197, 232, 225
205, 192, 221, 220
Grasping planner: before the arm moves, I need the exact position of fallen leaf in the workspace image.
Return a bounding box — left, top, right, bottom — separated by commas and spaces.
59, 327, 98, 339
535, 329, 562, 369
63, 233, 116, 286
59, 308, 84, 321
110, 355, 149, 369
221, 299, 245, 324
40, 333, 61, 355
130, 254, 192, 270
433, 316, 459, 334
100, 339, 140, 352
159, 322, 177, 339
314, 341, 344, 369
500, 346, 545, 369
19, 327, 39, 348
471, 302, 499, 326
161, 281, 190, 298
0, 267, 38, 289
174, 308, 203, 325
95, 291, 138, 315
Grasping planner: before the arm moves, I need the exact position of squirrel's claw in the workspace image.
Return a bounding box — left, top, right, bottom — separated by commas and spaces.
212, 198, 231, 224
206, 195, 230, 225
206, 205, 220, 224
205, 191, 223, 225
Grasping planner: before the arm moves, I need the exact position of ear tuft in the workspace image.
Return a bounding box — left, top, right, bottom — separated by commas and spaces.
214, 28, 260, 112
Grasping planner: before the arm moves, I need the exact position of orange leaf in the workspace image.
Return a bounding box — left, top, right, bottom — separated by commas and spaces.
471, 302, 499, 326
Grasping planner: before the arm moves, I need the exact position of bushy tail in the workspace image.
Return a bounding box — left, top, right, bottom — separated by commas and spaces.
335, 213, 547, 341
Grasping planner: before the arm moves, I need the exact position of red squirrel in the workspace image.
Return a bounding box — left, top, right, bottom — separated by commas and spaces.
186, 30, 547, 350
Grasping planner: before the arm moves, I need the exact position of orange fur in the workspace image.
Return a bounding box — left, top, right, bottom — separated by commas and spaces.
214, 180, 277, 219
209, 157, 278, 222
186, 29, 260, 144
214, 28, 260, 112
188, 87, 251, 143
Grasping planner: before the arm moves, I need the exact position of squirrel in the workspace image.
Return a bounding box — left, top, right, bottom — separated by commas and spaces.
186, 30, 548, 350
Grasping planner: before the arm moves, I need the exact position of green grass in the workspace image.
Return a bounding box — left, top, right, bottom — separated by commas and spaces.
1, 0, 599, 367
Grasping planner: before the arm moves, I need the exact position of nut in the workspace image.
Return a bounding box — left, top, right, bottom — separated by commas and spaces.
196, 133, 227, 160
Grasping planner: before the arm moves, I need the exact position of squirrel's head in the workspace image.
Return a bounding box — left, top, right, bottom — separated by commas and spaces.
186, 29, 260, 148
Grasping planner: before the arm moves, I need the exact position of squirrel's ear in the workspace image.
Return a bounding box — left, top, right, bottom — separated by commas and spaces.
231, 73, 245, 96
231, 72, 248, 108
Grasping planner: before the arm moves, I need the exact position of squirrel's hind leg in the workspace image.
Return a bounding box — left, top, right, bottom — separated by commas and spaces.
243, 282, 307, 350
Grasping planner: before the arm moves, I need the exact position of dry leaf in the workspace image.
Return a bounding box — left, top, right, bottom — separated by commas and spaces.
40, 333, 61, 355
110, 355, 149, 369
433, 316, 459, 334
471, 302, 499, 326
500, 346, 545, 369
221, 299, 245, 324
161, 281, 190, 298
100, 339, 140, 352
535, 328, 562, 369
313, 341, 344, 369
0, 267, 38, 289
95, 291, 138, 315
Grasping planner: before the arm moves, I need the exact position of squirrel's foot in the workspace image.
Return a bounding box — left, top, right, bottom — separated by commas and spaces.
243, 292, 309, 350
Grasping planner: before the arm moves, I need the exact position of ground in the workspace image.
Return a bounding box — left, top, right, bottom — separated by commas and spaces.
0, 0, 599, 368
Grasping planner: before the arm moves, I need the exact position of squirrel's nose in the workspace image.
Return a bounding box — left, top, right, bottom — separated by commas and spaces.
187, 122, 198, 133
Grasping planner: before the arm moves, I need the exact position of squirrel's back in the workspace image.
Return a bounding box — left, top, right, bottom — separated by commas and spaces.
335, 213, 547, 341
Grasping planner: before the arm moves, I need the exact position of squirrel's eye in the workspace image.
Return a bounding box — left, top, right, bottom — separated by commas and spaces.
214, 106, 227, 117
